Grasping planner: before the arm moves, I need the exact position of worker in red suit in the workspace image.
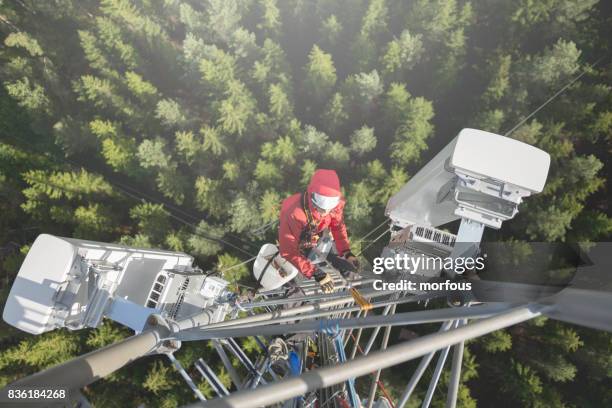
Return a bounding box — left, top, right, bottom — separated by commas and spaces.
278, 169, 359, 293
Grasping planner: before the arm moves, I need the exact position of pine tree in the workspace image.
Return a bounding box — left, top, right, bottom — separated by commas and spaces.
349, 125, 377, 156
143, 360, 176, 395
124, 71, 158, 104
5, 77, 50, 114
194, 176, 227, 218
304, 45, 337, 100
187, 220, 224, 257
129, 203, 171, 244
4, 32, 44, 57
259, 189, 281, 224
529, 39, 581, 87
298, 125, 330, 158
343, 70, 384, 113
73, 203, 114, 239
155, 99, 187, 127
175, 130, 201, 165
217, 80, 256, 136
324, 141, 350, 166
390, 96, 434, 166
216, 253, 250, 290
381, 30, 424, 78
230, 27, 258, 61
229, 195, 261, 233
344, 181, 373, 231
201, 125, 227, 156
320, 15, 343, 46
268, 83, 292, 121
137, 138, 170, 169
257, 0, 281, 36
322, 92, 348, 132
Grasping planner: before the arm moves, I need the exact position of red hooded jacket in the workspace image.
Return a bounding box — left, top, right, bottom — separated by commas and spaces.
278, 169, 351, 278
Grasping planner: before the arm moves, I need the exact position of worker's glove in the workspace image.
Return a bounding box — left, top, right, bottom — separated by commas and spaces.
328, 253, 356, 278
343, 251, 360, 270
314, 268, 335, 293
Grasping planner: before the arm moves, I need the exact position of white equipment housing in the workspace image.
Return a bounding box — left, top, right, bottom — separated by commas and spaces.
253, 244, 299, 291
386, 128, 550, 229
3, 234, 229, 334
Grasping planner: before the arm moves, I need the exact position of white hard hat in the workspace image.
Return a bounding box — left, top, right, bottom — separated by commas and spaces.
311, 192, 340, 211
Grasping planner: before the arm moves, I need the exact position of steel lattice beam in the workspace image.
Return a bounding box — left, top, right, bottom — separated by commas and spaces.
183, 305, 543, 408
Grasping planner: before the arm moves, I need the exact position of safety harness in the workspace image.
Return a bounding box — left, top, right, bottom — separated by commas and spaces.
298, 192, 322, 255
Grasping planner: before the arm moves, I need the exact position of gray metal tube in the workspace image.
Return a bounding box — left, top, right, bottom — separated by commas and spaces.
397, 320, 455, 408
247, 279, 378, 308
363, 304, 394, 355
366, 304, 396, 408
446, 319, 466, 408
203, 293, 439, 333
185, 305, 542, 408
213, 340, 243, 390
343, 309, 361, 348
180, 289, 398, 331
168, 353, 206, 401
421, 321, 458, 408
1, 326, 168, 393
349, 310, 367, 359
178, 303, 514, 341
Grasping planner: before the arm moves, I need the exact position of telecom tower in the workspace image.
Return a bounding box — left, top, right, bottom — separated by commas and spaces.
2, 129, 610, 408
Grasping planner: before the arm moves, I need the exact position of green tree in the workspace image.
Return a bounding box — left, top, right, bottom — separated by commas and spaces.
137, 138, 170, 169
155, 99, 187, 127
349, 125, 377, 156
343, 70, 384, 113
201, 125, 227, 156
194, 176, 227, 218
381, 30, 423, 77
143, 360, 176, 395
257, 0, 281, 35
320, 15, 342, 46
304, 45, 337, 100
268, 83, 292, 120
322, 92, 348, 132
229, 195, 261, 233
390, 96, 434, 165
187, 220, 225, 257
259, 189, 281, 224
130, 203, 171, 243
217, 80, 256, 136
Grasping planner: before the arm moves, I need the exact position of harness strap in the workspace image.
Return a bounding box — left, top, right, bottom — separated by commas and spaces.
256, 250, 279, 288
299, 193, 321, 254
302, 192, 316, 228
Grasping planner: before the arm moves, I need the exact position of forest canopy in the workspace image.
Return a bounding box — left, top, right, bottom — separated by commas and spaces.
0, 0, 611, 407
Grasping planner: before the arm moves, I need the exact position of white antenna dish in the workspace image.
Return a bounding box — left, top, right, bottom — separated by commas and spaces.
3, 234, 228, 334
386, 128, 550, 229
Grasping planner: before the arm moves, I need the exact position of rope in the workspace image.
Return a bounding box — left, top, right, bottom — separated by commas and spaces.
318, 319, 341, 338
504, 55, 605, 137
219, 256, 257, 274
356, 228, 390, 256
350, 288, 373, 311
355, 219, 389, 243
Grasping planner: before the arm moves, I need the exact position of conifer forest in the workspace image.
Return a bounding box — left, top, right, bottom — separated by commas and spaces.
0, 1, 611, 407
